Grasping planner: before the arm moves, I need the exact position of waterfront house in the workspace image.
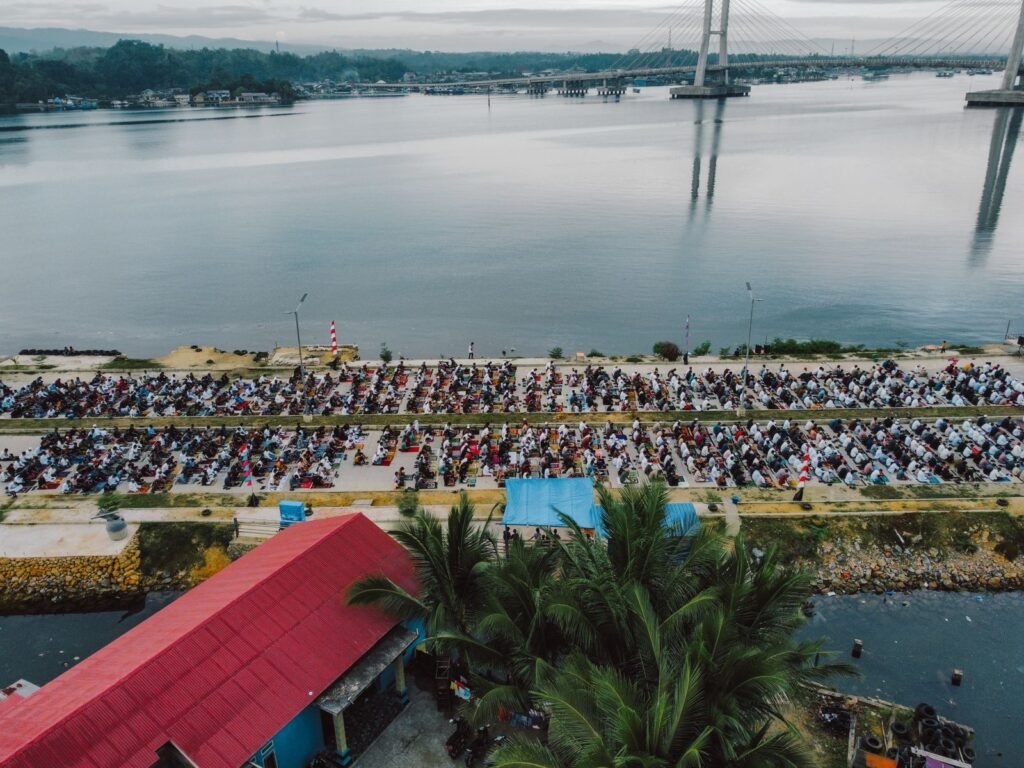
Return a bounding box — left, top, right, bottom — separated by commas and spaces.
206, 90, 232, 104
239, 92, 279, 104
0, 514, 420, 768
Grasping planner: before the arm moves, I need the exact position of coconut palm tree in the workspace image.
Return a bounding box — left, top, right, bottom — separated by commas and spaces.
347, 492, 496, 643
436, 536, 568, 723
487, 482, 854, 768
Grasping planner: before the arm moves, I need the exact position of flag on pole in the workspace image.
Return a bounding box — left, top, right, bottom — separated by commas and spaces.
793, 450, 810, 502
241, 443, 253, 488
330, 321, 338, 357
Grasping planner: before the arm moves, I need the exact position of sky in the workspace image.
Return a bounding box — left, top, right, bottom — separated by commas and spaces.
0, 0, 1001, 53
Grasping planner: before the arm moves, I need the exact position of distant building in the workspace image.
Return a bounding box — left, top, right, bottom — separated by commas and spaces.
191, 92, 205, 106
206, 90, 231, 104
0, 514, 421, 768
402, 72, 418, 83
239, 92, 279, 104
173, 94, 190, 107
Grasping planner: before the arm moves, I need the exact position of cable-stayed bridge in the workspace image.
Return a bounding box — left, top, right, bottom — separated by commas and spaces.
368, 0, 1024, 105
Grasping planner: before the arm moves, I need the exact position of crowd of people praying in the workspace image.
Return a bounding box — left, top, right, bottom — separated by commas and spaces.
2, 359, 1022, 419
3, 413, 1022, 497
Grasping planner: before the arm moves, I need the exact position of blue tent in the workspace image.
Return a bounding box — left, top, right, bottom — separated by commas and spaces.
503, 478, 600, 529
589, 501, 701, 539
665, 503, 700, 536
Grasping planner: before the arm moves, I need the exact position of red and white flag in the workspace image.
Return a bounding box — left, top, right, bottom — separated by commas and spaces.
241, 444, 253, 487
330, 321, 338, 356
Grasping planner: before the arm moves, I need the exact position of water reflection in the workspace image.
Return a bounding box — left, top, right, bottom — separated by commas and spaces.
972, 107, 1022, 264
689, 98, 726, 220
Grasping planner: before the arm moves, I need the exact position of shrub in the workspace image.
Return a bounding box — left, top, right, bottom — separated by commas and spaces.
625, 355, 643, 363
719, 347, 734, 358
693, 341, 711, 356
548, 346, 563, 359
380, 343, 393, 364
587, 349, 605, 357
653, 341, 681, 361
397, 490, 420, 518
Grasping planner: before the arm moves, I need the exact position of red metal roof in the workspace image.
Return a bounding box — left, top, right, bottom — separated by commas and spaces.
0, 514, 416, 768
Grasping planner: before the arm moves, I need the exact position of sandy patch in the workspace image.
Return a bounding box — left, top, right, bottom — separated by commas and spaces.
156, 346, 263, 370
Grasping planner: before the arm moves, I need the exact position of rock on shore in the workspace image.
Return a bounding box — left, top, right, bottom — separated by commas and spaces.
810, 528, 1022, 594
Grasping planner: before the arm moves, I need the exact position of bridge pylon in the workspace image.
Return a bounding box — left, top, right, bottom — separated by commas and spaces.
670, 0, 750, 99
966, 0, 1024, 106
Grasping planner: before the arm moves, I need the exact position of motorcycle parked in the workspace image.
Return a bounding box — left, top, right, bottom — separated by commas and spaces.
465, 725, 506, 767
446, 715, 473, 759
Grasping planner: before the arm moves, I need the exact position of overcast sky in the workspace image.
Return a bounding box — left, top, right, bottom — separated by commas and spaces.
0, 0, 997, 52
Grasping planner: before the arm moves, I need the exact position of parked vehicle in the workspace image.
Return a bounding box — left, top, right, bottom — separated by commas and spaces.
465, 725, 505, 767
446, 716, 473, 759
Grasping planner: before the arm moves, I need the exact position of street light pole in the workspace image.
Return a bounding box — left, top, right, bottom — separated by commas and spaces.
741, 282, 758, 412
285, 293, 308, 412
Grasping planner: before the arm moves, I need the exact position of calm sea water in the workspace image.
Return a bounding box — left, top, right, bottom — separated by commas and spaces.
0, 592, 179, 686
0, 73, 1021, 358
801, 592, 1024, 766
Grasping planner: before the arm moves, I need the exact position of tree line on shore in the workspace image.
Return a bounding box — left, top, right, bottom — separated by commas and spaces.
350, 485, 854, 767
0, 40, 410, 110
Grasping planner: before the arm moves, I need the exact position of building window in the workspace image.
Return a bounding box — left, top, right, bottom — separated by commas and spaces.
263, 753, 278, 768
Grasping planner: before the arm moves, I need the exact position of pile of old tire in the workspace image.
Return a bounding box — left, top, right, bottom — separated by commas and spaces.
19, 348, 121, 357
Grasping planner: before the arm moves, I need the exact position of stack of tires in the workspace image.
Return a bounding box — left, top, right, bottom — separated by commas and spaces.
912, 703, 975, 764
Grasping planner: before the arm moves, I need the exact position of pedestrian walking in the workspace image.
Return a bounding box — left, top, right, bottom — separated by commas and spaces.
468, 341, 475, 359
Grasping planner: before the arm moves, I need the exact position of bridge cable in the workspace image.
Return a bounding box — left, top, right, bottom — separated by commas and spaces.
731, 0, 827, 58
729, 0, 819, 59
865, 0, 1009, 57
891, 0, 1002, 58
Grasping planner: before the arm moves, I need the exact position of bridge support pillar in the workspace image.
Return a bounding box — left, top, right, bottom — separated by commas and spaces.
675, 0, 749, 98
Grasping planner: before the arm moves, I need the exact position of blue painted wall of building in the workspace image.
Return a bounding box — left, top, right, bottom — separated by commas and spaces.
249, 706, 325, 768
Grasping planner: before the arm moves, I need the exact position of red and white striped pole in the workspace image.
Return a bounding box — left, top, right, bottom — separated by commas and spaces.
330, 320, 338, 357
241, 443, 253, 488
793, 450, 810, 501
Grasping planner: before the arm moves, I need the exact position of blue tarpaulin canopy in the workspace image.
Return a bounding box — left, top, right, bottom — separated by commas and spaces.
503, 478, 600, 529
503, 480, 700, 539
665, 503, 700, 535
588, 502, 701, 538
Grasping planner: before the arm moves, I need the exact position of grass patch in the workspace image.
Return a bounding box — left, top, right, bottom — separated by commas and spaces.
744, 511, 1024, 563
137, 521, 233, 582
0, 499, 12, 523
115, 493, 218, 509
101, 357, 163, 371
860, 485, 904, 500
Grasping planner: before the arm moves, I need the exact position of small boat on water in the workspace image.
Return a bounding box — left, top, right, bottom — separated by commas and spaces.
936, 70, 954, 78
633, 87, 641, 93
862, 71, 890, 82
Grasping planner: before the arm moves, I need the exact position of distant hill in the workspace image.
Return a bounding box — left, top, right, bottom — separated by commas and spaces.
0, 26, 329, 55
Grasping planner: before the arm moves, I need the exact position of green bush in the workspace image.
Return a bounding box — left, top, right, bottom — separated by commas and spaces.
397, 490, 420, 517
693, 341, 711, 356
653, 341, 681, 361
380, 343, 393, 364
548, 347, 563, 359
587, 349, 605, 357
625, 355, 643, 363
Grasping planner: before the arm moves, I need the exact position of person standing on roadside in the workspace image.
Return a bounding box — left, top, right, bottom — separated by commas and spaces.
468, 341, 475, 359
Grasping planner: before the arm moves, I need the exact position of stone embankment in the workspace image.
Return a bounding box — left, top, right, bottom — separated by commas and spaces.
0, 536, 145, 611
812, 532, 1022, 594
